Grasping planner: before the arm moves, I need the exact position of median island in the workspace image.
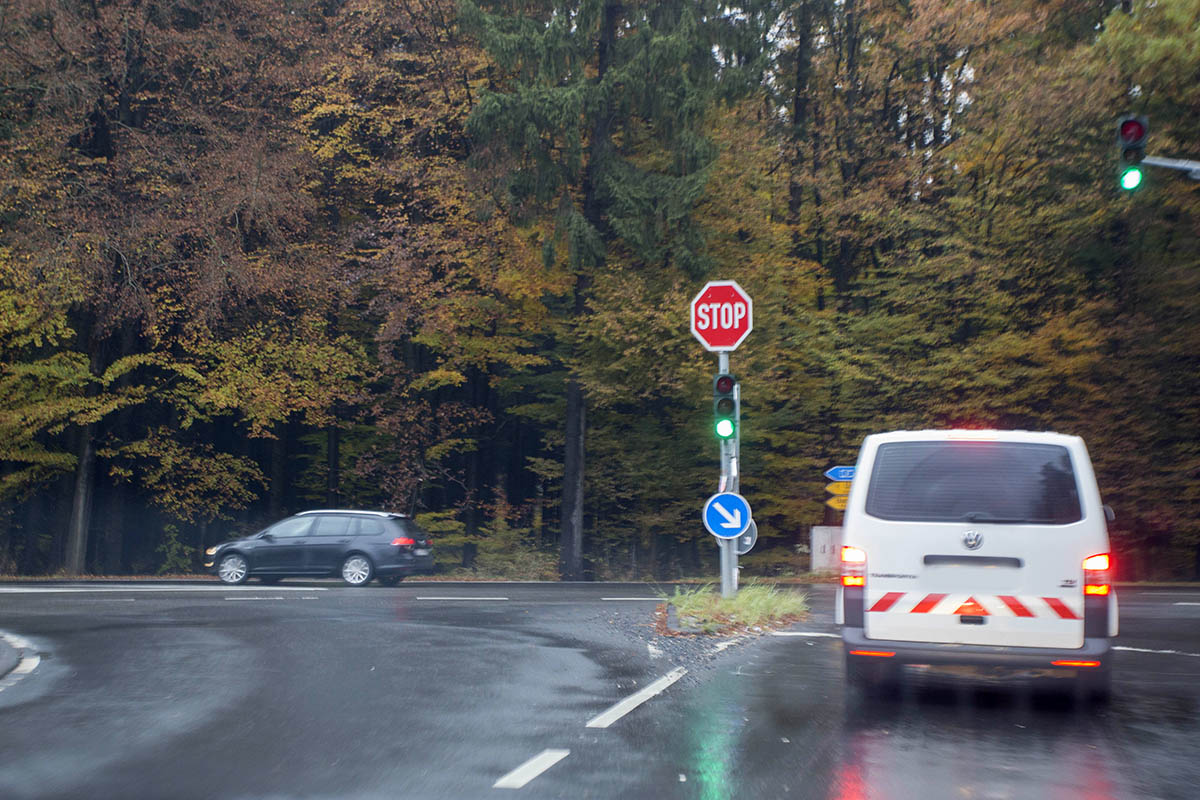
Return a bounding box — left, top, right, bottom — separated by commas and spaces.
656, 583, 808, 636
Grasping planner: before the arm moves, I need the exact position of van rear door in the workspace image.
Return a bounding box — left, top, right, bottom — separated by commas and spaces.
857, 440, 1091, 650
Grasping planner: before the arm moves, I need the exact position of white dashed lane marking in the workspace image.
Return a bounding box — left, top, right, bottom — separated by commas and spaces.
0, 586, 326, 593
416, 596, 509, 601
586, 667, 688, 729
493, 749, 570, 789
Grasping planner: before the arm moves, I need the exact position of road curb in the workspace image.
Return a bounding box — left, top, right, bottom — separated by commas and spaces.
0, 636, 17, 679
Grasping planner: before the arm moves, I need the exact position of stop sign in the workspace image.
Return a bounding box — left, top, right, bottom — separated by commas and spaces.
690, 280, 753, 351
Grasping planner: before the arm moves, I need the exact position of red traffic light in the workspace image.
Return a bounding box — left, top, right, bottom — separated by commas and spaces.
1119, 118, 1146, 144
715, 375, 735, 394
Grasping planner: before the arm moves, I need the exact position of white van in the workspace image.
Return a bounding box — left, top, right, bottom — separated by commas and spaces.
837, 430, 1118, 697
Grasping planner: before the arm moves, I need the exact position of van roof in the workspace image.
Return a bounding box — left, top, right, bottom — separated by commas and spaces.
863, 429, 1084, 447
295, 509, 410, 518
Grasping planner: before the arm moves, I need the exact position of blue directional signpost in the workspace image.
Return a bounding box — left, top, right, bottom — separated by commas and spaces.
824, 466, 856, 482
703, 492, 752, 540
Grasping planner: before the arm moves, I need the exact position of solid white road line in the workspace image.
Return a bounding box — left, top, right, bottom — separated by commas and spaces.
586, 667, 687, 729
1174, 602, 1200, 606
0, 586, 326, 593
1114, 646, 1200, 658
493, 749, 570, 789
224, 596, 286, 601
415, 596, 509, 601
771, 631, 840, 638
601, 597, 662, 601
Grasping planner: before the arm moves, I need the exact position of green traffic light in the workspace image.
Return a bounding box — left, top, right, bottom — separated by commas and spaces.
1120, 166, 1143, 190
715, 418, 735, 439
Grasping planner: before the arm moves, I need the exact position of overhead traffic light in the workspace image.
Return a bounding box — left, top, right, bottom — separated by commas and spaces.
713, 373, 736, 439
1117, 114, 1148, 190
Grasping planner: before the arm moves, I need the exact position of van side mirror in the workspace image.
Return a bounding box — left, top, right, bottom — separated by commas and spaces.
1103, 505, 1115, 523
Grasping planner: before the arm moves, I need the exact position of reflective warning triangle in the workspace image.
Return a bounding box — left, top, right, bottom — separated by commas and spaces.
953, 597, 990, 616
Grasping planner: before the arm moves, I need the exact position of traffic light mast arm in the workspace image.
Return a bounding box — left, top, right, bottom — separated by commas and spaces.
1140, 155, 1200, 181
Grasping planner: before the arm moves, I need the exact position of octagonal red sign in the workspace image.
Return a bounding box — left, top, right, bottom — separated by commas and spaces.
690, 280, 753, 351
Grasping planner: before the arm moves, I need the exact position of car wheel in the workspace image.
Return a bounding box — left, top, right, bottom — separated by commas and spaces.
217, 553, 250, 585
378, 576, 402, 587
1076, 664, 1112, 705
845, 653, 899, 698
341, 554, 374, 587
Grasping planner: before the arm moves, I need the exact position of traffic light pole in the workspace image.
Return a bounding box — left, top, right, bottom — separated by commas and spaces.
718, 351, 738, 598
1141, 155, 1200, 181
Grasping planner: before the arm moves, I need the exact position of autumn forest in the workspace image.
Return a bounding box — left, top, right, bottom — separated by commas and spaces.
1, 0, 1197, 580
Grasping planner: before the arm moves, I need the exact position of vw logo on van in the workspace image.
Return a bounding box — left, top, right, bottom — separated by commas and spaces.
962, 530, 984, 550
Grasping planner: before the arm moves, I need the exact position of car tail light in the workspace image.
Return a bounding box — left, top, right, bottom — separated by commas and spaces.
841, 546, 866, 587
1083, 553, 1111, 596
1051, 660, 1101, 668
849, 650, 895, 658
391, 537, 416, 547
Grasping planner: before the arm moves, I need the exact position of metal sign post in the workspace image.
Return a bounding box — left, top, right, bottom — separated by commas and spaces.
718, 353, 737, 597
692, 281, 753, 599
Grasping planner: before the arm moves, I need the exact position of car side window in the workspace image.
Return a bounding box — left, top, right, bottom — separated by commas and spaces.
267, 517, 313, 539
354, 517, 385, 537
311, 515, 351, 537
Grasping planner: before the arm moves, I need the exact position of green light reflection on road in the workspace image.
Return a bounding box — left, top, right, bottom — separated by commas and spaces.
686, 696, 737, 800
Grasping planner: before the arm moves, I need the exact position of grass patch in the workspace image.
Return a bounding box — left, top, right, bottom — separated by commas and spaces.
658, 582, 808, 635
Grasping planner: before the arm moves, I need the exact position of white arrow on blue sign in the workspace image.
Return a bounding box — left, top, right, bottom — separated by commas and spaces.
823, 466, 856, 482
703, 492, 752, 539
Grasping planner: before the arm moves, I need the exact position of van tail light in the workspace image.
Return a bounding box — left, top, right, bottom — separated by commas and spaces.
1082, 553, 1111, 637
841, 546, 866, 587
391, 537, 416, 547
1083, 553, 1111, 596
841, 546, 866, 627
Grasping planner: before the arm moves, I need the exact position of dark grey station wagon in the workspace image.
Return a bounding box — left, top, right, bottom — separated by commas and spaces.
204, 510, 434, 586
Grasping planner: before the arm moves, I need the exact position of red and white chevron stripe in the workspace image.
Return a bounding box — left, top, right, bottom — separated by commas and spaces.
866, 592, 1082, 620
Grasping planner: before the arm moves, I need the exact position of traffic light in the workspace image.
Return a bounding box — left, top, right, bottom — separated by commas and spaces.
1117, 114, 1148, 190
713, 373, 736, 439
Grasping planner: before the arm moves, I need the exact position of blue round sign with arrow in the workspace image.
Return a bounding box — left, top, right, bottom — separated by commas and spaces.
703, 492, 752, 539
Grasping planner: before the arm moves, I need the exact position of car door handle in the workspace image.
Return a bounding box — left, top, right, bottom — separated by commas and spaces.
337, 539, 351, 543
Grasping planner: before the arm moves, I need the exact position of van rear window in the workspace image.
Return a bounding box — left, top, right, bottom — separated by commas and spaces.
865, 441, 1082, 524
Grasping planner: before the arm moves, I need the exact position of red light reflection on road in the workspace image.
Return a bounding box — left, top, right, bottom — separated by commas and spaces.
830, 760, 869, 800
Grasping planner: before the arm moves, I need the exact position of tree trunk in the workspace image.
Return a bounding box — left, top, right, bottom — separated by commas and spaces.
558, 1, 616, 582
559, 378, 586, 580
269, 422, 287, 519
463, 444, 479, 568
64, 423, 97, 575
326, 426, 340, 506
104, 483, 126, 573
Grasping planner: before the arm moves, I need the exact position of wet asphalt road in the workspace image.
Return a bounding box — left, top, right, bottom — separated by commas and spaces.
0, 582, 1197, 800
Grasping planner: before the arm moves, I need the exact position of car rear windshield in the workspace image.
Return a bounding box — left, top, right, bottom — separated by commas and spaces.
864, 441, 1083, 524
